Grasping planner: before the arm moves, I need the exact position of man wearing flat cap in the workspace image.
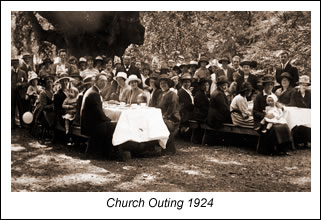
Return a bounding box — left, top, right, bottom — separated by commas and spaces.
21, 53, 33, 73
275, 50, 299, 87
54, 49, 71, 77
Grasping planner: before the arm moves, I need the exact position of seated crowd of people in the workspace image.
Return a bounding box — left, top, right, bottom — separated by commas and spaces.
11, 49, 311, 156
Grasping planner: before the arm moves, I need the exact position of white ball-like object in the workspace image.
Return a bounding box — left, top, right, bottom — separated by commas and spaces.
22, 111, 33, 124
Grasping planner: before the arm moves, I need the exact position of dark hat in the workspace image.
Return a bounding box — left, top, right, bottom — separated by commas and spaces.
198, 56, 209, 66
262, 74, 275, 84
145, 73, 159, 86
218, 56, 231, 64
240, 60, 256, 68
86, 56, 93, 61
238, 82, 253, 93
22, 53, 32, 59
280, 72, 292, 81
11, 58, 19, 63
216, 75, 229, 85
42, 57, 53, 65
160, 68, 170, 75
70, 71, 82, 80
68, 56, 77, 63
156, 74, 175, 88
199, 78, 211, 85
172, 65, 182, 73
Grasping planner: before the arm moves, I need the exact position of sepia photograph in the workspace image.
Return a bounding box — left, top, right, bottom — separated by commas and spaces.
2, 1, 320, 219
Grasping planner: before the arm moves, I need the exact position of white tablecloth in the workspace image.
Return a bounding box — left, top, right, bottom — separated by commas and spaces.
103, 104, 170, 149
283, 106, 311, 130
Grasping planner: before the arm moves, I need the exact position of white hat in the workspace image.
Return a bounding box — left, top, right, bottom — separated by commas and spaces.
95, 56, 103, 61
79, 57, 87, 63
28, 71, 39, 83
126, 75, 141, 84
114, 72, 127, 81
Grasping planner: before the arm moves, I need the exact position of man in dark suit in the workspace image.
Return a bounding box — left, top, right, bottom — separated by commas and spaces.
11, 58, 28, 128
216, 56, 235, 83
122, 54, 143, 89
80, 73, 114, 156
275, 50, 299, 87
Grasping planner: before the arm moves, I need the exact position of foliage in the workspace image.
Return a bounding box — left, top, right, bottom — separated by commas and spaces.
131, 11, 311, 74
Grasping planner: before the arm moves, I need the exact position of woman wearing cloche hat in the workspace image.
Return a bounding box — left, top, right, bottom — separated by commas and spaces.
121, 75, 144, 105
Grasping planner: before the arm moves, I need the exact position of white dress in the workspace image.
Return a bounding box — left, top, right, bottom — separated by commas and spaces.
264, 106, 287, 124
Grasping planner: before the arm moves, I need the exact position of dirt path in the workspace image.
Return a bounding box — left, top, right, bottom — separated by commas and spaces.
11, 129, 311, 192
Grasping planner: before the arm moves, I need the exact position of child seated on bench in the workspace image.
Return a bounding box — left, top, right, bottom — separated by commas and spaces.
62, 85, 79, 144
260, 95, 287, 133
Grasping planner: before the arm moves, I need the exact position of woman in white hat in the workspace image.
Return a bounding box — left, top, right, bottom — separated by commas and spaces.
25, 71, 43, 111
289, 75, 311, 108
122, 75, 144, 105
109, 72, 130, 103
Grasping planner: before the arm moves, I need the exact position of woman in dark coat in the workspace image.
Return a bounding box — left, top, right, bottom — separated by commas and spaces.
289, 75, 311, 108
156, 74, 181, 155
178, 73, 194, 132
253, 74, 293, 155
274, 72, 295, 106
193, 78, 210, 122
237, 60, 259, 92
207, 76, 232, 128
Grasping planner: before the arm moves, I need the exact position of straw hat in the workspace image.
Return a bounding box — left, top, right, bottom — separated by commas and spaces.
114, 72, 127, 81
126, 75, 141, 84
79, 57, 87, 63
198, 56, 209, 66
28, 71, 39, 83
54, 73, 72, 84
297, 75, 310, 86
180, 73, 193, 81
156, 74, 175, 88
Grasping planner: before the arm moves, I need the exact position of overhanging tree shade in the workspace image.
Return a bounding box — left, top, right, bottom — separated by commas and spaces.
15, 11, 145, 58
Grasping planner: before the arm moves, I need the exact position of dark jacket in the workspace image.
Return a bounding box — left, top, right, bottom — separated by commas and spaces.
253, 91, 269, 127
20, 63, 32, 74
236, 73, 259, 91
80, 86, 111, 136
193, 90, 210, 122
276, 63, 299, 87
149, 88, 162, 108
289, 89, 311, 108
12, 68, 28, 99
207, 88, 232, 128
53, 89, 67, 125
216, 67, 235, 83
276, 86, 295, 106
122, 64, 143, 89
178, 88, 194, 124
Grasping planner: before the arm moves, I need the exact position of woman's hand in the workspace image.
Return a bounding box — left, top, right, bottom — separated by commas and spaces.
265, 113, 274, 119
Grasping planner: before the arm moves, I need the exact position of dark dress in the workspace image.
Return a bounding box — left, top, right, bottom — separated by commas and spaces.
193, 90, 210, 122
253, 91, 293, 154
206, 88, 232, 128
276, 86, 295, 106
53, 89, 67, 127
178, 88, 194, 127
157, 90, 181, 154
289, 89, 311, 108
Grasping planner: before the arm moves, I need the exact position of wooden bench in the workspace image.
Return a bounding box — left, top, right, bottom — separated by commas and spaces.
55, 123, 89, 140
199, 123, 261, 152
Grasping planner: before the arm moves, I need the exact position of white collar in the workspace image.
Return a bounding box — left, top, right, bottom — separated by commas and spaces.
282, 60, 290, 69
